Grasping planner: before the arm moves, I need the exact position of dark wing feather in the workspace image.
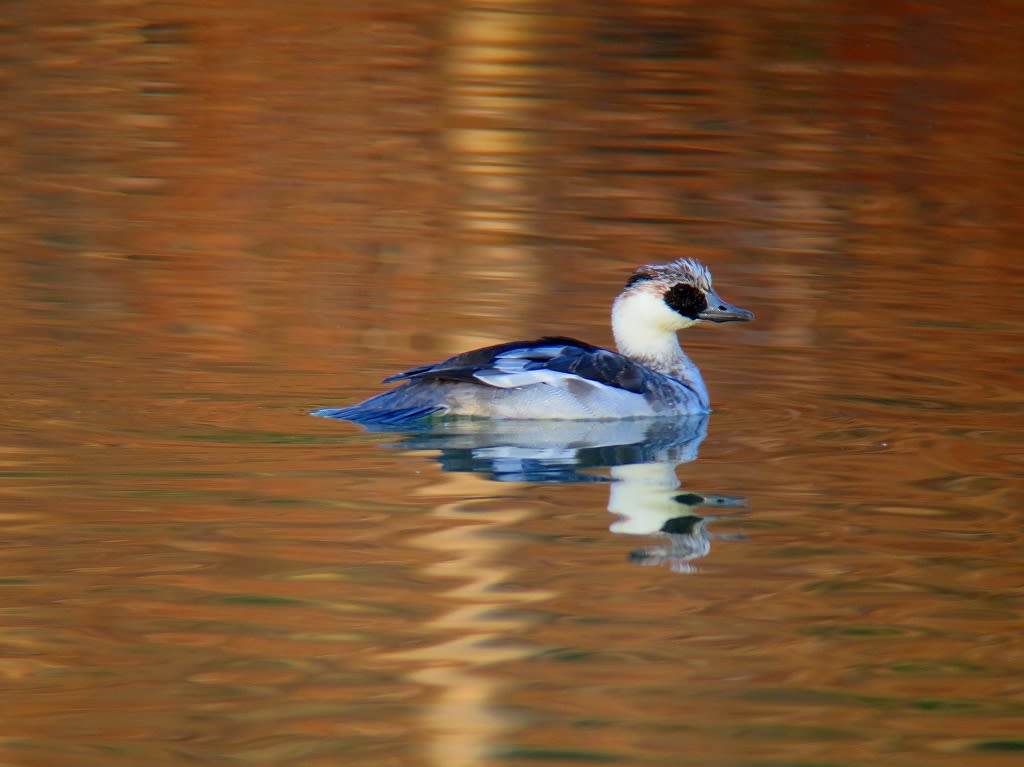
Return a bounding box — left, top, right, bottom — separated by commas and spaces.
384, 336, 650, 394
383, 336, 578, 383
540, 344, 648, 394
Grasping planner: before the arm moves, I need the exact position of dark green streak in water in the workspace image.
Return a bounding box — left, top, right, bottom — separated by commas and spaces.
498, 747, 623, 762
218, 595, 309, 607
973, 741, 1024, 752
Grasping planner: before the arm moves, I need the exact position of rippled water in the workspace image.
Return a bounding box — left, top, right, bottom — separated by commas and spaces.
2, 2, 1023, 766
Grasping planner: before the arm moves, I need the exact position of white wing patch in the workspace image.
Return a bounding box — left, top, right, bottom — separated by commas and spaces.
471, 346, 576, 389
493, 344, 570, 360
473, 345, 587, 390
473, 368, 583, 389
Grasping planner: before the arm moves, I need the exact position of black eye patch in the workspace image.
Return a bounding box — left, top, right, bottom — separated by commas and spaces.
625, 272, 654, 289
664, 283, 707, 319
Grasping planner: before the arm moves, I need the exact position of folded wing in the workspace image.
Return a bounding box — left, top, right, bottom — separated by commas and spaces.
384, 336, 650, 394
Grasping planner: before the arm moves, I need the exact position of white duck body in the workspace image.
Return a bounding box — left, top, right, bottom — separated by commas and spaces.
313, 258, 753, 424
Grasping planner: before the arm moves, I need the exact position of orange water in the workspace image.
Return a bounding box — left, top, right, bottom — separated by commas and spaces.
1, 2, 1022, 766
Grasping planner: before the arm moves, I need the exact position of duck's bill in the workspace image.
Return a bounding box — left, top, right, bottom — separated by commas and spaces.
698, 295, 754, 323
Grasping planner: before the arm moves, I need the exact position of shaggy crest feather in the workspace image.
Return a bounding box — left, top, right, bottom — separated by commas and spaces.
628, 258, 713, 292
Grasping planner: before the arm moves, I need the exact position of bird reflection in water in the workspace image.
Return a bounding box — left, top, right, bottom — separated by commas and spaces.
325, 412, 746, 571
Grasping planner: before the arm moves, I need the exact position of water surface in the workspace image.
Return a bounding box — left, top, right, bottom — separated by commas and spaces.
2, 2, 1022, 766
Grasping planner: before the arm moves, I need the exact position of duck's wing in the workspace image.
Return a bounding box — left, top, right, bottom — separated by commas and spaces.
384, 336, 649, 394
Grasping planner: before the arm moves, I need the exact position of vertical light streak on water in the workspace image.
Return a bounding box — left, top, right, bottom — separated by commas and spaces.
385, 471, 555, 767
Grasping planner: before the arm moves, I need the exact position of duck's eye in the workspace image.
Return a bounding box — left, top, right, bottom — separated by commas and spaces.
664, 283, 707, 319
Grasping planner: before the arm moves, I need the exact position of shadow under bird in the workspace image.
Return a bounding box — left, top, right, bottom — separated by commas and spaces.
314, 258, 753, 424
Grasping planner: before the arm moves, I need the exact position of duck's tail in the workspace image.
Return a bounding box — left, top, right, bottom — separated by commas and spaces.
311, 384, 448, 426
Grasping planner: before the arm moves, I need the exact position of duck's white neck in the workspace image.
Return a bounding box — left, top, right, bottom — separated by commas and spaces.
612, 291, 709, 406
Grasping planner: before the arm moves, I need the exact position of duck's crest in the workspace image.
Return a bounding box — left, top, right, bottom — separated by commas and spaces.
626, 258, 713, 292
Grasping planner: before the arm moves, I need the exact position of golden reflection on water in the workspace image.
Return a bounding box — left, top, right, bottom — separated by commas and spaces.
390, 473, 555, 767
1, 1, 1023, 766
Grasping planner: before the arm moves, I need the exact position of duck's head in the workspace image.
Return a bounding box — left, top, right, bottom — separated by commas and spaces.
615, 258, 754, 336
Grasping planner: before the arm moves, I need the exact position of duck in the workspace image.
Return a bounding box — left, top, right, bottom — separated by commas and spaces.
313, 258, 753, 424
